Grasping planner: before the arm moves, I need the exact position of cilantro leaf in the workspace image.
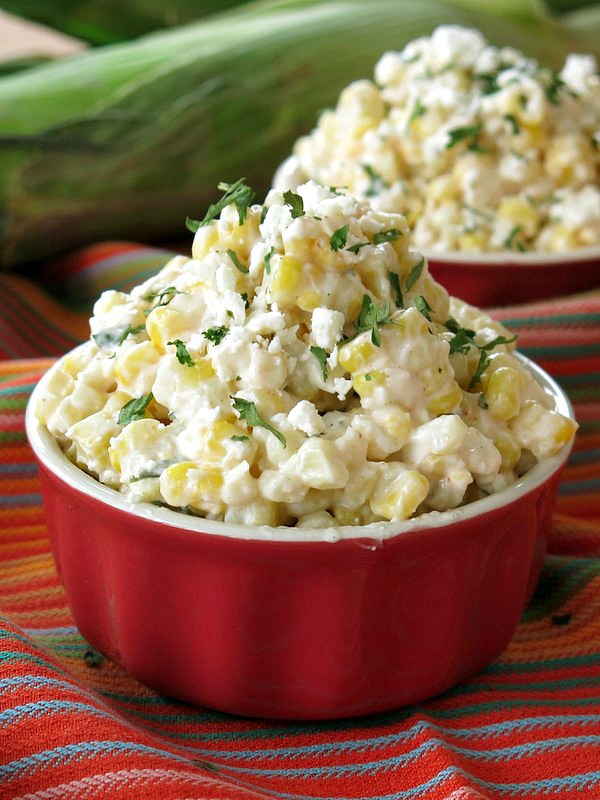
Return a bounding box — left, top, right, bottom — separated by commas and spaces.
356, 294, 393, 347
168, 339, 194, 367
405, 256, 425, 291
468, 335, 518, 388
260, 205, 268, 224
92, 323, 145, 349
118, 392, 153, 426
231, 396, 286, 447
445, 318, 477, 354
415, 295, 433, 321
545, 71, 566, 105
231, 434, 249, 442
310, 346, 329, 381
264, 246, 276, 274
186, 178, 255, 231
330, 224, 349, 252
346, 241, 370, 255
144, 286, 183, 316
504, 113, 520, 135
240, 292, 250, 309
503, 225, 526, 252
476, 72, 500, 95
407, 98, 427, 127
388, 271, 403, 308
373, 229, 403, 245
363, 164, 387, 197
202, 326, 229, 345
446, 123, 484, 150
227, 249, 249, 274
282, 189, 304, 218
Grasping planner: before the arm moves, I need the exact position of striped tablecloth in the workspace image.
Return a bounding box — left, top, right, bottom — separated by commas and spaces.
1, 244, 600, 800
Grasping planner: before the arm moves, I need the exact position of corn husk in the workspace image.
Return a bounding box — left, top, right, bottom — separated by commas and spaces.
0, 0, 595, 269
0, 0, 249, 45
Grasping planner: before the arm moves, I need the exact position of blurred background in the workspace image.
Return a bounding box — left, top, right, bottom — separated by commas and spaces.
0, 0, 598, 270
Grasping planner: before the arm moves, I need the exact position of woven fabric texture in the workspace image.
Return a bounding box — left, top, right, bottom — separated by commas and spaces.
1, 245, 600, 800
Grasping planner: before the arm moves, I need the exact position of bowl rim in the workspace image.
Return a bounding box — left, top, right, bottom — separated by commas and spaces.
26, 352, 575, 544
422, 243, 600, 267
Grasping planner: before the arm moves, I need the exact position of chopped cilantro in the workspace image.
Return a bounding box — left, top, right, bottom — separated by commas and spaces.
446, 123, 485, 152
227, 249, 249, 274
545, 72, 565, 105
478, 393, 489, 409
364, 373, 373, 382
118, 392, 153, 426
186, 178, 255, 231
388, 271, 403, 309
356, 294, 394, 347
363, 164, 387, 197
231, 396, 286, 447
329, 186, 347, 195
260, 205, 268, 224
405, 256, 425, 291
445, 318, 477, 354
168, 339, 194, 367
144, 286, 183, 315
92, 323, 145, 349
414, 295, 433, 321
373, 229, 403, 245
202, 326, 229, 345
476, 72, 500, 95
231, 434, 249, 442
504, 113, 520, 135
346, 241, 370, 254
503, 225, 526, 252
264, 247, 276, 274
282, 189, 304, 218
407, 98, 427, 127
240, 292, 250, 309
310, 346, 329, 381
468, 335, 518, 388
330, 224, 349, 252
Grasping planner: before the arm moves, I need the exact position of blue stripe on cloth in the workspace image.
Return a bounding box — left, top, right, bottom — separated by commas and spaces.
22, 626, 79, 636
0, 740, 198, 782
0, 493, 42, 507
0, 463, 38, 475
0, 382, 38, 396
560, 478, 600, 495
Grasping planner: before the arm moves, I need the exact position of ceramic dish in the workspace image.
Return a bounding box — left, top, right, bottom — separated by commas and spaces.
424, 245, 600, 308
26, 353, 575, 719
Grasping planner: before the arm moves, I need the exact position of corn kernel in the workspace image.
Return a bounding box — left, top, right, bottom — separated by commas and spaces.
510, 402, 577, 459
353, 370, 385, 397
427, 382, 462, 415
160, 461, 223, 508
485, 366, 524, 420
369, 464, 429, 521
270, 255, 302, 307
494, 432, 521, 470
191, 226, 219, 261
297, 289, 322, 311
115, 341, 162, 395
338, 337, 377, 372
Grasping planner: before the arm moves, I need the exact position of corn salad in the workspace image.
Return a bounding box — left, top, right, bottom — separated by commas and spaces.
36, 180, 576, 527
274, 26, 600, 254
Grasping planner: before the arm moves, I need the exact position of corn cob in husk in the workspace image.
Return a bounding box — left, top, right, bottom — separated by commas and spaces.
0, 0, 250, 45
0, 0, 594, 269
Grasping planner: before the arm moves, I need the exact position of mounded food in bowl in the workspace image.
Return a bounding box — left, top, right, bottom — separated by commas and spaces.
28, 180, 577, 718
273, 25, 600, 304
